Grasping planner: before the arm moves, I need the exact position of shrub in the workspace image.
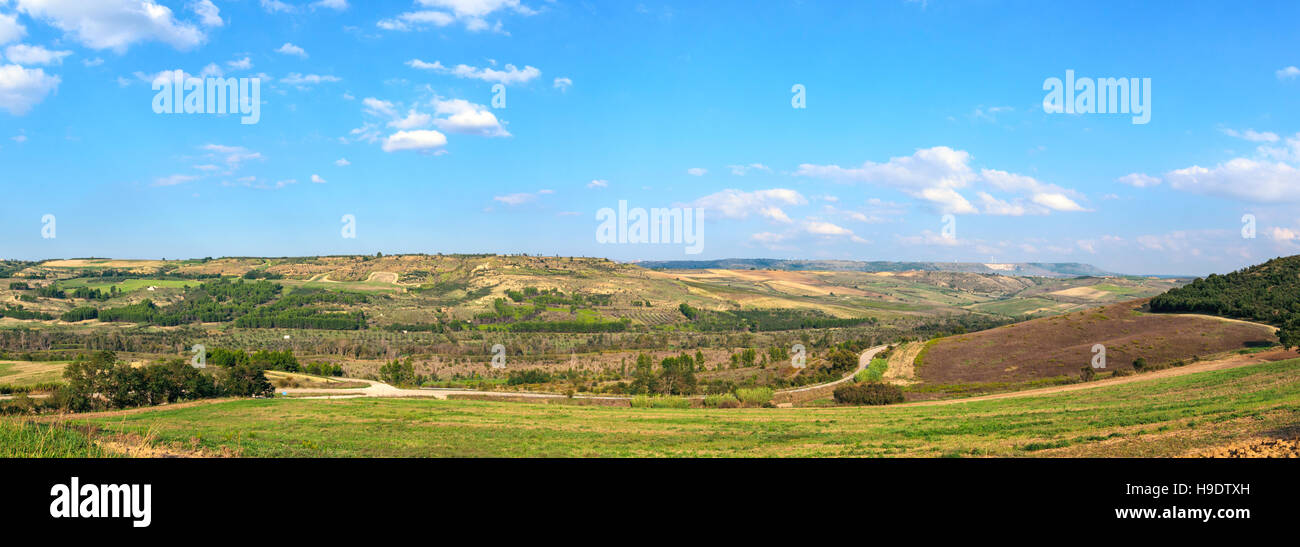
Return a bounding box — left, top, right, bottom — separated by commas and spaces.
735, 387, 774, 406
1111, 369, 1134, 378
630, 395, 691, 408
1079, 366, 1096, 382
856, 358, 888, 383
833, 383, 904, 406
703, 393, 740, 408
1132, 357, 1147, 372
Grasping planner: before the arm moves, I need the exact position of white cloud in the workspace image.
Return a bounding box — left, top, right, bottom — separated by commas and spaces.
693, 188, 807, 221
381, 0, 536, 32
281, 73, 341, 88
4, 43, 72, 65
0, 12, 26, 45
686, 168, 707, 176
189, 0, 222, 27
226, 56, 252, 70
15, 0, 206, 52
553, 77, 571, 91
12, 134, 27, 143
1117, 173, 1161, 188
430, 97, 509, 136
796, 146, 1088, 215
1277, 66, 1300, 80
362, 97, 398, 119
1220, 127, 1279, 143
586, 179, 608, 189
1164, 158, 1300, 202
493, 189, 551, 206
1270, 227, 1300, 242
388, 109, 432, 129
335, 158, 350, 166
313, 0, 348, 10
155, 174, 198, 187
727, 163, 772, 176
795, 146, 978, 214
260, 0, 296, 14
311, 174, 327, 184
382, 129, 447, 153
201, 144, 262, 167
407, 59, 540, 84
276, 42, 307, 57
0, 63, 58, 115
378, 11, 455, 31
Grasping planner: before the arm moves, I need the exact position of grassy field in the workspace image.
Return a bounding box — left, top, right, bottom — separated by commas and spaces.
59, 358, 1300, 457
0, 420, 117, 458
0, 361, 68, 387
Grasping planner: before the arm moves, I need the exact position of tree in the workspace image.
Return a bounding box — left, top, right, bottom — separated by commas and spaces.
379, 357, 417, 386
630, 353, 659, 394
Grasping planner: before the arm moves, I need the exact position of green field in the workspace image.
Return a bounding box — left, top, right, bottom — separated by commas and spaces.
0, 420, 116, 458
62, 358, 1300, 457
56, 278, 201, 292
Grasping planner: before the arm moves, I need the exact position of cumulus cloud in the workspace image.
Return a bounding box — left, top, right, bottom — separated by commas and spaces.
407, 59, 540, 84
154, 174, 198, 187
1117, 173, 1161, 188
553, 77, 571, 91
4, 43, 72, 65
1277, 66, 1300, 80
380, 0, 536, 32
0, 63, 59, 115
586, 179, 608, 189
494, 189, 552, 206
727, 163, 772, 176
1220, 127, 1279, 143
335, 158, 350, 166
276, 42, 307, 57
430, 97, 509, 136
1164, 158, 1300, 202
15, 0, 206, 52
311, 174, 327, 184
796, 146, 1088, 215
281, 73, 341, 86
0, 12, 27, 45
189, 0, 222, 27
686, 168, 707, 176
313, 0, 349, 10
382, 129, 447, 153
693, 188, 807, 222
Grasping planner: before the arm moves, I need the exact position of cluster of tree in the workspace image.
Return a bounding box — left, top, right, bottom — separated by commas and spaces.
506, 369, 554, 385
8, 282, 30, 290
0, 306, 53, 321
206, 348, 301, 372
1149, 255, 1300, 348
685, 307, 876, 332
68, 286, 115, 301
241, 270, 285, 280
487, 318, 631, 333
628, 352, 699, 395
378, 357, 422, 386
302, 361, 344, 377
57, 350, 271, 412
833, 382, 904, 405
60, 307, 99, 322
36, 286, 66, 298
96, 279, 281, 326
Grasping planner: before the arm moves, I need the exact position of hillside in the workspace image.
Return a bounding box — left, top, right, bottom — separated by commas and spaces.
636, 259, 1115, 277
911, 300, 1279, 392
1150, 255, 1300, 347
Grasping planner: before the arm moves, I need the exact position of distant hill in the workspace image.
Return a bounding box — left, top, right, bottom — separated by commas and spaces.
635, 259, 1115, 278
1150, 255, 1300, 347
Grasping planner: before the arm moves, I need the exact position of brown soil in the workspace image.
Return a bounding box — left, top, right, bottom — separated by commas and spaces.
1196, 437, 1300, 458
917, 300, 1277, 385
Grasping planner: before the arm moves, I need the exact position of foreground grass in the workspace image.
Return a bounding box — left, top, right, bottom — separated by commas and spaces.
0, 420, 117, 458
64, 359, 1300, 457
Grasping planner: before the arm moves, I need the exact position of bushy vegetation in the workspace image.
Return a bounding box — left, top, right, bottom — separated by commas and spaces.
856, 357, 888, 383
629, 395, 691, 408
702, 392, 740, 408
735, 387, 774, 406
833, 382, 904, 405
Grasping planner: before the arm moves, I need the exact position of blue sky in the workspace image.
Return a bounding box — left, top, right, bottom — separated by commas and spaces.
1, 0, 1299, 276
